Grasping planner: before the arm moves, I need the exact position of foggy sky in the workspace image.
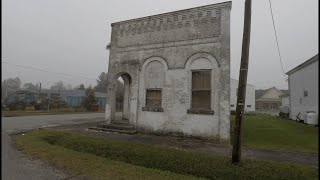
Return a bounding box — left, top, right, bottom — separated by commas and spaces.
2, 0, 318, 89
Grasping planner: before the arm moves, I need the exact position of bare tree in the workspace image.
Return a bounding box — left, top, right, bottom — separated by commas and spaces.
2, 77, 21, 98
50, 81, 66, 90
22, 83, 38, 92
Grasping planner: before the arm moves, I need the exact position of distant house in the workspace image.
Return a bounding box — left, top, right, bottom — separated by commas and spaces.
230, 79, 255, 113
255, 87, 289, 111
39, 90, 107, 109
286, 54, 318, 121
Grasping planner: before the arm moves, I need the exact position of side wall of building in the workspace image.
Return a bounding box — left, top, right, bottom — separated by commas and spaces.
289, 60, 319, 120
281, 96, 290, 107
230, 79, 255, 112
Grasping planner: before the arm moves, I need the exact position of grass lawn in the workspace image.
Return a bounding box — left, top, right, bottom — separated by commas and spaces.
14, 130, 318, 180
2, 108, 104, 117
231, 114, 318, 153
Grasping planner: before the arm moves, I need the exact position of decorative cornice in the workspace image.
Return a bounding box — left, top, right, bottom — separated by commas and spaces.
115, 37, 220, 53
108, 2, 233, 53
115, 13, 220, 38
111, 2, 231, 27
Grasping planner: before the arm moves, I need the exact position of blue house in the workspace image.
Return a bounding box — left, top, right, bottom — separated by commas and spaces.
39, 90, 107, 109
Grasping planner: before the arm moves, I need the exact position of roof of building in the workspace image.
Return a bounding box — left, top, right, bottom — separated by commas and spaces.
286, 54, 319, 75
255, 88, 288, 100
255, 89, 268, 99
280, 90, 289, 96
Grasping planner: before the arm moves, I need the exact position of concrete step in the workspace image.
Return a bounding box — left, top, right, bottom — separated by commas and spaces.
88, 127, 138, 135
112, 120, 130, 125
98, 123, 135, 131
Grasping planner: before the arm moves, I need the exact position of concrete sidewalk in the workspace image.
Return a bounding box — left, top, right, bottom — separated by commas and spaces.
48, 121, 318, 167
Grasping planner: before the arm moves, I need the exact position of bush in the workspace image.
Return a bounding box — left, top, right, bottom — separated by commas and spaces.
82, 87, 97, 110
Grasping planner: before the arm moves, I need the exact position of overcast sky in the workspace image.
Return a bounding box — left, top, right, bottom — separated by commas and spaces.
2, 0, 318, 89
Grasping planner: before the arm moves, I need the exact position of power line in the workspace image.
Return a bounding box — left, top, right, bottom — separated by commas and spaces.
2, 24, 105, 59
268, 0, 286, 78
2, 61, 97, 81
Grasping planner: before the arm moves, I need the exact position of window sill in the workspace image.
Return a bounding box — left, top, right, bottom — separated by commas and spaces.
187, 109, 214, 115
142, 107, 164, 112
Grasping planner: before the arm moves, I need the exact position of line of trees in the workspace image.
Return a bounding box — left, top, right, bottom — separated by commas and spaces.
2, 78, 88, 98
2, 72, 124, 104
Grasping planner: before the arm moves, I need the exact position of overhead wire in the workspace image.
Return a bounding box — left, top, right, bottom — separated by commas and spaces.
2, 61, 97, 81
267, 0, 287, 80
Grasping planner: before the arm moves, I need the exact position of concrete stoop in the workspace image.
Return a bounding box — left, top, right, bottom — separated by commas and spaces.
88, 120, 138, 134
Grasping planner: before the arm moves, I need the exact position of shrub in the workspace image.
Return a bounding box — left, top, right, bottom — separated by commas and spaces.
82, 87, 96, 110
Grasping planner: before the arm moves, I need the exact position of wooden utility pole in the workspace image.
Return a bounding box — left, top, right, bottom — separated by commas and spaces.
232, 0, 252, 164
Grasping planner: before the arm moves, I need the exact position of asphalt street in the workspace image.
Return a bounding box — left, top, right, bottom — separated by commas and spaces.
2, 113, 105, 180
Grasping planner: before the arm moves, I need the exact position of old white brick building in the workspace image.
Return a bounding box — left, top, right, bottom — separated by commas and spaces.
105, 2, 232, 140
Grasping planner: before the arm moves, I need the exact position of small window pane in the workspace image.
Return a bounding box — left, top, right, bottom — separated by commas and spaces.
154, 99, 162, 106
146, 90, 162, 107
192, 91, 210, 109
201, 71, 211, 89
154, 91, 161, 99
146, 91, 154, 98
192, 72, 202, 89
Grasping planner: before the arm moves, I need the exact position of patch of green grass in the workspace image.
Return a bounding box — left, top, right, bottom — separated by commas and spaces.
231, 114, 318, 153
14, 130, 201, 180
15, 130, 318, 180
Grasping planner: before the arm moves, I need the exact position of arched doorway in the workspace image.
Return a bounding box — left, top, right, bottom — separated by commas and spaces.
112, 73, 131, 122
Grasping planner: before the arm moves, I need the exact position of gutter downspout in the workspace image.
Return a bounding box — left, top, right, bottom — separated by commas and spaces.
288, 76, 292, 120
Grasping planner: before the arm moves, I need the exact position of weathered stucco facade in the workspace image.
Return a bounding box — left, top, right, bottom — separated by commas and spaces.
105, 2, 231, 140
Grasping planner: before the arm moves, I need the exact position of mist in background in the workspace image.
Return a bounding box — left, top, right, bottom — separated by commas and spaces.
2, 0, 318, 89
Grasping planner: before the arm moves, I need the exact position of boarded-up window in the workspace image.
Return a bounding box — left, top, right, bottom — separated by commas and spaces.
146, 89, 162, 107
192, 71, 211, 109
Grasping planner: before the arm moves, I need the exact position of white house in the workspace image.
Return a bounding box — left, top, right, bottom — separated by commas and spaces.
286, 54, 318, 122
230, 78, 255, 113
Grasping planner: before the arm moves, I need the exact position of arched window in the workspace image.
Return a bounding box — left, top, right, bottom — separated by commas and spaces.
141, 57, 168, 112
185, 53, 219, 115
190, 58, 212, 110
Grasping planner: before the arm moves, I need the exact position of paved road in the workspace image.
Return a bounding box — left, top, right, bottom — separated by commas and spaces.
2, 113, 105, 180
